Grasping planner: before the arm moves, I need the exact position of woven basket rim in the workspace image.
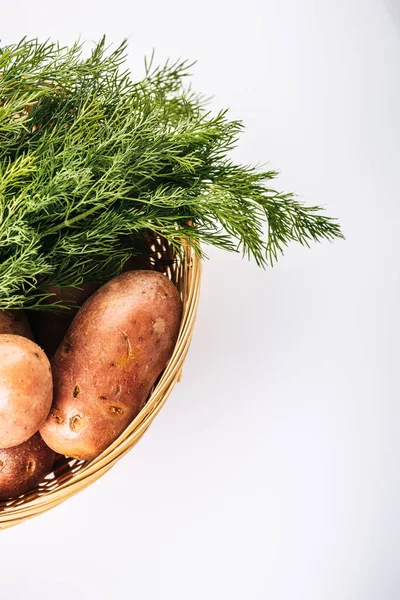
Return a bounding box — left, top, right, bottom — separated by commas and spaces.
0, 244, 201, 529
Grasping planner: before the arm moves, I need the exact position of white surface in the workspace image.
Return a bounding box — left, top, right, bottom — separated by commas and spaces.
1, 1, 399, 598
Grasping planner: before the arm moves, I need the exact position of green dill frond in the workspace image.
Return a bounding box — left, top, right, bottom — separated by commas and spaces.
0, 37, 343, 310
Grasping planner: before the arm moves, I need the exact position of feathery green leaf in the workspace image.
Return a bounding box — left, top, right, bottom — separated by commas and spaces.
0, 38, 343, 309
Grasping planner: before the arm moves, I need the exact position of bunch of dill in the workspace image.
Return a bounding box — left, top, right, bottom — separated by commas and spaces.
0, 37, 342, 310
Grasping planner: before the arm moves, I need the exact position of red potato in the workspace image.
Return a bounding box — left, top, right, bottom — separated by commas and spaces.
0, 310, 33, 339
0, 433, 56, 501
28, 283, 98, 359
40, 271, 182, 460
0, 335, 53, 448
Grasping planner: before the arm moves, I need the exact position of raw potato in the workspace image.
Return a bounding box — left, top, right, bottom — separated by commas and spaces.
0, 335, 53, 448
0, 310, 33, 339
0, 433, 56, 501
28, 284, 97, 359
40, 271, 182, 460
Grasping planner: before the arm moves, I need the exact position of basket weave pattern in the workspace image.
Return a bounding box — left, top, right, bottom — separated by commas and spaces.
0, 239, 201, 530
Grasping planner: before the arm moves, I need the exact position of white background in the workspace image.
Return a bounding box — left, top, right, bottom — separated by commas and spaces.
1, 1, 399, 598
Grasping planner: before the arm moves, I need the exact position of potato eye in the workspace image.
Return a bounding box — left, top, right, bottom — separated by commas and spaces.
69, 414, 88, 432
52, 411, 64, 425
26, 459, 35, 473
63, 342, 72, 354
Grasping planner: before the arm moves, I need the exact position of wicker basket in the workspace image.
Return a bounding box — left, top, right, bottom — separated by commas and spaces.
0, 238, 201, 530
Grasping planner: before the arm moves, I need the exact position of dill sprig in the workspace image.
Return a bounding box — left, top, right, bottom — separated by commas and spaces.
0, 37, 342, 310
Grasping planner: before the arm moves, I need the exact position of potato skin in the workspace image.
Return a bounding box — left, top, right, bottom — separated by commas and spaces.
0, 335, 53, 449
40, 271, 182, 460
0, 433, 56, 501
0, 310, 33, 340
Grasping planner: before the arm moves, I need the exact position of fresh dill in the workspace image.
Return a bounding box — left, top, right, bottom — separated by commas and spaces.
0, 37, 343, 310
